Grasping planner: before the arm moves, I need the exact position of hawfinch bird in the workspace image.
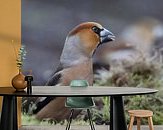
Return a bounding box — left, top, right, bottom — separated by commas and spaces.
34, 22, 115, 121
93, 39, 137, 68
120, 17, 163, 58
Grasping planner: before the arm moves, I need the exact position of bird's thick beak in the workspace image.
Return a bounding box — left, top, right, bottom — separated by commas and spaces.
100, 28, 115, 44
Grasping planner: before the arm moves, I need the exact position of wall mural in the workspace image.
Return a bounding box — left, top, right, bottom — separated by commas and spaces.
22, 0, 163, 124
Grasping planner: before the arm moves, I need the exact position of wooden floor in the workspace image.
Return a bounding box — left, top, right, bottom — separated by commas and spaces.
20, 125, 163, 130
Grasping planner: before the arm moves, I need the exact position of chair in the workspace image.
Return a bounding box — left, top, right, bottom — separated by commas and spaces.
65, 80, 95, 130
128, 110, 154, 130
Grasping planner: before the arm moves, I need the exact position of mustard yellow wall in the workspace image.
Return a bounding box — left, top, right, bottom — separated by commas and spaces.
0, 0, 21, 126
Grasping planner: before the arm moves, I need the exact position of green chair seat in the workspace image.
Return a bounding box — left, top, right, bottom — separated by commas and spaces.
65, 80, 95, 108
65, 97, 94, 108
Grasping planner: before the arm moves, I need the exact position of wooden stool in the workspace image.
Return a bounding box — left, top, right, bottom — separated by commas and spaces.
128, 110, 154, 130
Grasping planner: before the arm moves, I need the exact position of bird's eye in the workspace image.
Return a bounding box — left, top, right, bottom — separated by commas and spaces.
92, 26, 101, 35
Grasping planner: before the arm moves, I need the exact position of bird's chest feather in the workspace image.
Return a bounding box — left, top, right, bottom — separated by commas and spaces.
61, 62, 93, 85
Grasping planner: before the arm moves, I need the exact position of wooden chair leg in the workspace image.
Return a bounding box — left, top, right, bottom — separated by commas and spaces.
128, 116, 134, 130
148, 116, 154, 130
137, 117, 141, 130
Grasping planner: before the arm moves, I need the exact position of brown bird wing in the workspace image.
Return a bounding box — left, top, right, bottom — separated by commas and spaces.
33, 64, 63, 114
46, 64, 63, 86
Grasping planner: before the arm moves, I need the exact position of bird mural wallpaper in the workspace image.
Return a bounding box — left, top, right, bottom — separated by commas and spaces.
22, 0, 163, 125
33, 22, 115, 120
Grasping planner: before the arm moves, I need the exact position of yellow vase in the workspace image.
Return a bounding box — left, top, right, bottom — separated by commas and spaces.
12, 71, 27, 91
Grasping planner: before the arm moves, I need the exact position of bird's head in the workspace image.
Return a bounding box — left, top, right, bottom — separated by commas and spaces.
61, 22, 115, 66
68, 22, 115, 56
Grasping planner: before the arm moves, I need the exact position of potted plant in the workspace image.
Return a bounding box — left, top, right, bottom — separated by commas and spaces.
11, 44, 27, 91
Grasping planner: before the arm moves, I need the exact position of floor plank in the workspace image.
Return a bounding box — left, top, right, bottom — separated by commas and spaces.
20, 125, 163, 130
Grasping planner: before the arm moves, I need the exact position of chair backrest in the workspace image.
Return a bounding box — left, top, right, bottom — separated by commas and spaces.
70, 80, 89, 87
65, 80, 95, 108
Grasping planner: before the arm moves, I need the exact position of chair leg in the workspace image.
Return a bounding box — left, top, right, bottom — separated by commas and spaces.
66, 109, 74, 130
128, 116, 134, 130
148, 116, 154, 130
87, 109, 95, 130
137, 117, 141, 130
